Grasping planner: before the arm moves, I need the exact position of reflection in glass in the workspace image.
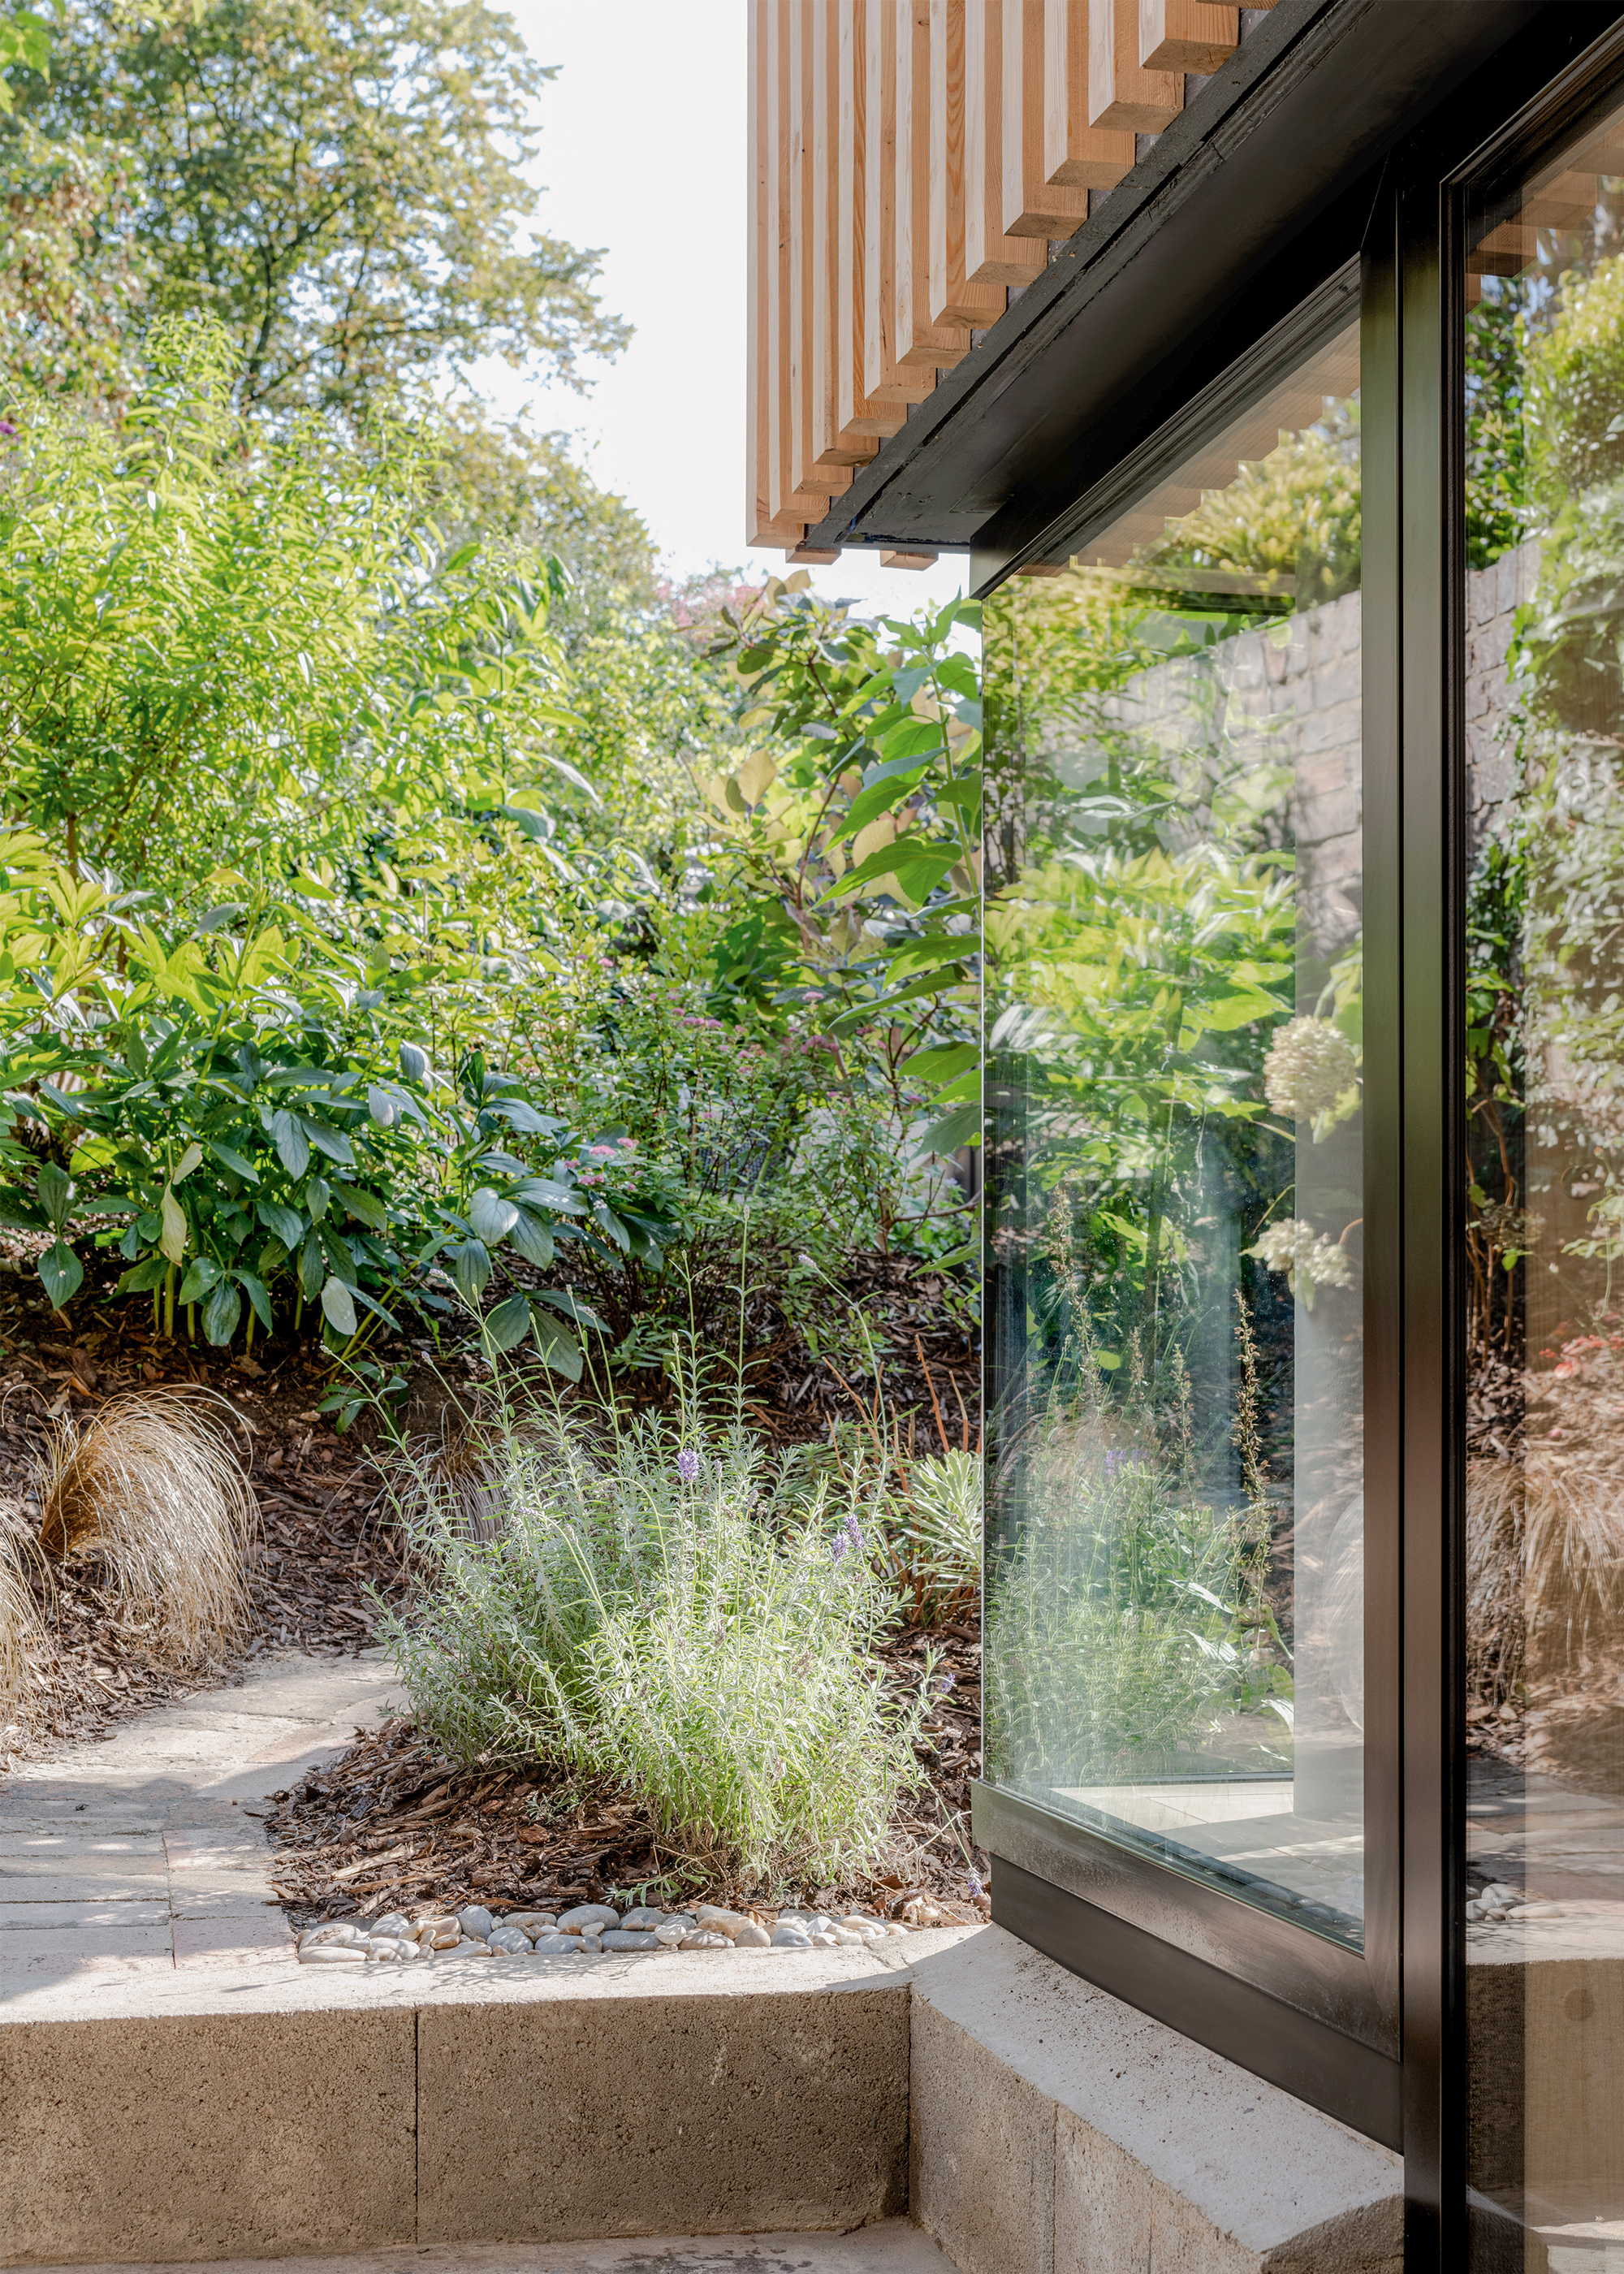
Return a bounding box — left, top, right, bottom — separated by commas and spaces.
983, 318, 1364, 1943
1466, 107, 1624, 2269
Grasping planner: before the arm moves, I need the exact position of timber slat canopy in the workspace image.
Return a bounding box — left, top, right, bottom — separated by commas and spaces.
745, 1, 1285, 563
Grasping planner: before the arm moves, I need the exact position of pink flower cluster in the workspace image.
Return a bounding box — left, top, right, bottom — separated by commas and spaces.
578, 1135, 638, 1187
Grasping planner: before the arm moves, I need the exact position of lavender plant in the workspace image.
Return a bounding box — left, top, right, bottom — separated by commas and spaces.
378, 1369, 932, 1886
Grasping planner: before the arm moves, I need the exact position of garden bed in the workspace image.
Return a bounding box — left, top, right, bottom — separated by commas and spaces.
263, 1613, 986, 1934
0, 1241, 405, 1752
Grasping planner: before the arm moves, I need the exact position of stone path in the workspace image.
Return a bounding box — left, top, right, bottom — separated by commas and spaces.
0, 1648, 404, 1989
2, 2222, 958, 2274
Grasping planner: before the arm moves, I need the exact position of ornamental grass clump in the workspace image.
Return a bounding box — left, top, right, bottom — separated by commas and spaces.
379, 1383, 931, 1887
34, 1390, 258, 1666
0, 1516, 42, 1746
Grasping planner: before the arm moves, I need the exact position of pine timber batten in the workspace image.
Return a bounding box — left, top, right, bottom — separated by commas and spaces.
896, 0, 980, 366
743, 0, 1319, 561
798, 0, 1548, 578
963, 0, 1048, 283
747, 0, 1181, 555
748, 2, 806, 546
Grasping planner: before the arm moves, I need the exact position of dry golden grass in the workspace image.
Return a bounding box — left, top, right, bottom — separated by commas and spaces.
0, 1507, 43, 1744
1467, 1451, 1624, 1710
34, 1389, 258, 1666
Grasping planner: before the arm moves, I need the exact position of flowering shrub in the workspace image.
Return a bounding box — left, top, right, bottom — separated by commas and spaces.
380, 1376, 932, 1886
1245, 1218, 1356, 1307
1261, 1014, 1360, 1132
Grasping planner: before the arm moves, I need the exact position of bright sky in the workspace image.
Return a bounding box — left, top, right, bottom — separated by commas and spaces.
473, 0, 970, 621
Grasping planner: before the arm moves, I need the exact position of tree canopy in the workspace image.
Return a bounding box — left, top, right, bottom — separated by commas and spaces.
3, 0, 628, 420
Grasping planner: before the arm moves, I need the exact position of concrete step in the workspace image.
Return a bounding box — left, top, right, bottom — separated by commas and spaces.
0, 2218, 956, 2274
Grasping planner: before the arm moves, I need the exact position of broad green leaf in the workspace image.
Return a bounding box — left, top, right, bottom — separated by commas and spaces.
37, 1161, 73, 1231
303, 1120, 355, 1167
256, 1200, 304, 1250
446, 1238, 492, 1302
508, 1207, 555, 1268
917, 1101, 982, 1157
206, 1139, 261, 1184
590, 1200, 631, 1252
237, 1271, 274, 1331
268, 1108, 310, 1178
202, 1280, 243, 1346
483, 1293, 533, 1353
178, 1256, 223, 1303
159, 1185, 188, 1265
399, 1041, 430, 1082
841, 765, 931, 840
529, 1308, 583, 1381
38, 1240, 82, 1308
172, 1141, 204, 1182
534, 1286, 607, 1334
117, 1256, 167, 1294
903, 1042, 978, 1082
335, 1182, 387, 1231
305, 1174, 331, 1221
298, 1229, 326, 1300
320, 1276, 357, 1337
469, 1186, 520, 1243
366, 1084, 399, 1127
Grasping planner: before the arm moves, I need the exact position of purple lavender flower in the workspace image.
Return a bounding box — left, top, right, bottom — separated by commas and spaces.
676, 1448, 701, 1485
966, 1870, 984, 1901
841, 1511, 863, 1555
829, 1531, 849, 1565
939, 1671, 956, 1695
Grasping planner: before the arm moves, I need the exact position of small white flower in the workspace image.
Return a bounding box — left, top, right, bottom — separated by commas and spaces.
1263, 1016, 1359, 1125
1246, 1218, 1355, 1307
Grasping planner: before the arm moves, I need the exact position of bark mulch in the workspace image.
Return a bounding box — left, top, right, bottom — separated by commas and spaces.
261, 1620, 987, 1932
0, 1243, 407, 1754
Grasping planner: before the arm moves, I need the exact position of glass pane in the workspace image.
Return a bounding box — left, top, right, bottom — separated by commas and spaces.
983, 314, 1364, 1946
1465, 102, 1624, 2268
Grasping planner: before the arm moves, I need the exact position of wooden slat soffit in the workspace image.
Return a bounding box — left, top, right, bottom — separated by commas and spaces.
746, 0, 1283, 561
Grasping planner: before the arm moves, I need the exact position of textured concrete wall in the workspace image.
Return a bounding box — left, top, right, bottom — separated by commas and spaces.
909, 1931, 1403, 2274
0, 1974, 910, 2265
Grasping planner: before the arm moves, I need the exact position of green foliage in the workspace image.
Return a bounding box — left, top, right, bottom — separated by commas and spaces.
986, 1323, 1290, 1792
7, 0, 628, 422
0, 7, 48, 113
380, 1375, 932, 1887
1138, 409, 1361, 608
0, 829, 678, 1350
0, 318, 585, 888
1466, 287, 1528, 570
702, 580, 982, 1171
875, 1449, 982, 1629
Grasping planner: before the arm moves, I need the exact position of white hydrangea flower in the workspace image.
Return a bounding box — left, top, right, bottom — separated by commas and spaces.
1263, 1016, 1359, 1125
1246, 1218, 1355, 1308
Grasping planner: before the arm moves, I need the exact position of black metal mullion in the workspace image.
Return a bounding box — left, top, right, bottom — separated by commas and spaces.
1393, 160, 1459, 2272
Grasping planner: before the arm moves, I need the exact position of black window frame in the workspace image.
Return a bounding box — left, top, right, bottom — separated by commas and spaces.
969, 10, 1624, 2263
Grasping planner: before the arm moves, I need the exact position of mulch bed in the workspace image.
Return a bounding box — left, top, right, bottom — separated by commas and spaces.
0, 1234, 986, 1933
261, 1618, 987, 1931
0, 1240, 408, 1753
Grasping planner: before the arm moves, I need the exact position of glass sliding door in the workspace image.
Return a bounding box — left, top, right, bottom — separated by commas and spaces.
983, 313, 1366, 1945
1464, 93, 1624, 2268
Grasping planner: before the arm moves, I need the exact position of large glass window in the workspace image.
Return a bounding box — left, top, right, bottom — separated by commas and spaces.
1464, 100, 1624, 2266
983, 317, 1365, 1946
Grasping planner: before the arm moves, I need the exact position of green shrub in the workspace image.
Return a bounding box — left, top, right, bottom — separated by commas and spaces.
878, 1449, 982, 1628
0, 832, 677, 1367
379, 1377, 932, 1887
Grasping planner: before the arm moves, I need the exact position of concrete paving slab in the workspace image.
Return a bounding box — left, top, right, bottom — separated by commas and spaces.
0, 1922, 174, 1962
172, 1917, 298, 1966
0, 1832, 163, 1854
0, 1900, 171, 1930
0, 1872, 173, 1901
0, 2216, 958, 2274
